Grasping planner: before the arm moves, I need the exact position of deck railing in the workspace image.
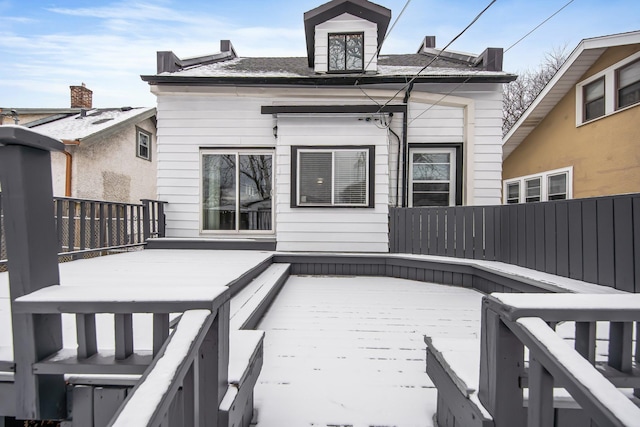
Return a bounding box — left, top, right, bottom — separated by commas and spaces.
12, 285, 230, 426
0, 194, 166, 264
479, 293, 640, 427
389, 193, 640, 292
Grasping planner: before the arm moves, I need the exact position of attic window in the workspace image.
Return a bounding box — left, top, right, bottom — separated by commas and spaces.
328, 33, 363, 72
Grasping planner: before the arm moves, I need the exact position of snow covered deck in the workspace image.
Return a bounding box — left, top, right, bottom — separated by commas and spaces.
254, 275, 483, 426
1, 250, 486, 426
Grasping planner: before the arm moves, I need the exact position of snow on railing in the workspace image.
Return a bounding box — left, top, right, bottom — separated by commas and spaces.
13, 284, 230, 424
108, 309, 218, 427
480, 293, 640, 427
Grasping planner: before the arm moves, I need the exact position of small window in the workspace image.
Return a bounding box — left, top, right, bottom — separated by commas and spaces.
328, 33, 363, 72
137, 128, 151, 161
409, 148, 457, 207
292, 146, 373, 207
525, 178, 541, 203
547, 173, 568, 200
583, 78, 605, 121
617, 59, 640, 109
504, 167, 572, 204
506, 182, 520, 204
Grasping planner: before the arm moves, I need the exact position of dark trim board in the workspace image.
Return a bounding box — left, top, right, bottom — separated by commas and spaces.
261, 104, 406, 115
146, 238, 276, 251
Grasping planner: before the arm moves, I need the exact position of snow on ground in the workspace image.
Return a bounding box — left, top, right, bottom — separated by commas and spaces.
253, 275, 484, 427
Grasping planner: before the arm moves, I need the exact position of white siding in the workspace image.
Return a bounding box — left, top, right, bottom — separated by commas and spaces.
275, 115, 389, 252
156, 96, 275, 237
154, 82, 504, 248
314, 13, 378, 74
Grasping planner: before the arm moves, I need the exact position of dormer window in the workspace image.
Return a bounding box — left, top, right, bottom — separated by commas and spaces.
328, 32, 363, 72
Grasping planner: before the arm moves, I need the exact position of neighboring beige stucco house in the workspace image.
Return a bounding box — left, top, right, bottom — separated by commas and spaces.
33, 107, 157, 204
2, 84, 157, 204
502, 31, 640, 203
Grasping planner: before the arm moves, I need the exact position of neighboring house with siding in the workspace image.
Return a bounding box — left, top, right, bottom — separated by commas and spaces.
502, 30, 640, 204
2, 84, 158, 204
142, 0, 515, 252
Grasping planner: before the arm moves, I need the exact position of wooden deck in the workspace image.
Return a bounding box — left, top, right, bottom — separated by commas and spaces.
253, 275, 484, 427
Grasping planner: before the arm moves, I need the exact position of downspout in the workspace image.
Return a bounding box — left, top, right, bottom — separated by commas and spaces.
62, 140, 80, 197
401, 82, 414, 207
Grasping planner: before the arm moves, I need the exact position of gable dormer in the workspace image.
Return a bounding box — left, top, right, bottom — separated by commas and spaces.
304, 0, 391, 74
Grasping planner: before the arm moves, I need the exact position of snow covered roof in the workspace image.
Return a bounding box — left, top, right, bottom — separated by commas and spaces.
143, 53, 514, 84
503, 30, 640, 160
31, 107, 156, 144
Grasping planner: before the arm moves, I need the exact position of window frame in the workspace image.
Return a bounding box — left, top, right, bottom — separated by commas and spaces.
582, 77, 605, 122
407, 144, 463, 207
290, 145, 375, 208
327, 32, 365, 73
503, 166, 573, 204
576, 51, 640, 126
200, 148, 275, 234
616, 58, 640, 110
136, 127, 152, 161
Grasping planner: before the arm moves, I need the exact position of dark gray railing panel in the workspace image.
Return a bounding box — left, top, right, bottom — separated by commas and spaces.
389, 193, 640, 292
0, 196, 167, 265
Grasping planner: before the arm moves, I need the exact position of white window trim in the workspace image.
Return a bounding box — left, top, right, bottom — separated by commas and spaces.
295, 147, 371, 207
408, 147, 457, 207
503, 166, 573, 204
199, 149, 275, 235
136, 128, 152, 161
576, 50, 640, 126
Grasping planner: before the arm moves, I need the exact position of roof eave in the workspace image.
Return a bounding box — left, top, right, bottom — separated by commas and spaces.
502, 30, 640, 160
141, 74, 516, 86
65, 108, 157, 145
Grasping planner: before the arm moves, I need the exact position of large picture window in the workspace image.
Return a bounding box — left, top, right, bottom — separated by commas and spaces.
328, 33, 364, 72
292, 146, 374, 207
201, 150, 273, 232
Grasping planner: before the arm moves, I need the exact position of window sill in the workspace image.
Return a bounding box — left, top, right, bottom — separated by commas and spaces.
577, 100, 639, 127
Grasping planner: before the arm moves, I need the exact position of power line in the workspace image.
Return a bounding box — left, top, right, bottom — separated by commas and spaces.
504, 0, 574, 53
373, 0, 498, 113
407, 0, 575, 126
357, 0, 413, 106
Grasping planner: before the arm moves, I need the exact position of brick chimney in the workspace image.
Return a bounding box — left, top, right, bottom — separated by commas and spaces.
70, 83, 93, 109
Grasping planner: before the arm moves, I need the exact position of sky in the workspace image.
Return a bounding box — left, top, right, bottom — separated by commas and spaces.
1, 0, 639, 108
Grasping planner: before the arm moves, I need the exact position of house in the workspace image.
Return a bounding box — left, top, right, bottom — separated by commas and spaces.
142, 0, 515, 252
502, 30, 640, 204
2, 84, 158, 204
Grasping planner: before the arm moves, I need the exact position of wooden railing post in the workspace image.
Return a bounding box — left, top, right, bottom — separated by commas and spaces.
0, 126, 66, 420
478, 301, 526, 427
142, 199, 151, 240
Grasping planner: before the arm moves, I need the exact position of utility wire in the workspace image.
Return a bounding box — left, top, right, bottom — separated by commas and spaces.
357, 0, 413, 106
407, 0, 575, 125
504, 0, 574, 53
374, 0, 497, 114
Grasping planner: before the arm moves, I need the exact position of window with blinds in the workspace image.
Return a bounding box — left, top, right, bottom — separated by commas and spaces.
293, 146, 372, 207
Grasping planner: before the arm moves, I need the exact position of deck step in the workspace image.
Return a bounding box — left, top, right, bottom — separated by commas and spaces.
230, 263, 290, 330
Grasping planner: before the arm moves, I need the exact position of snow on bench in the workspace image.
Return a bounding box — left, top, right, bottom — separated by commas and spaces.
230, 263, 290, 330
423, 262, 627, 427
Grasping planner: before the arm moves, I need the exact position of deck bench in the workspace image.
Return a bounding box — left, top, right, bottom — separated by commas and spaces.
423, 265, 626, 427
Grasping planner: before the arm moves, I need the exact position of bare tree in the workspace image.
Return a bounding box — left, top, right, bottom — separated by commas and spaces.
503, 46, 569, 136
